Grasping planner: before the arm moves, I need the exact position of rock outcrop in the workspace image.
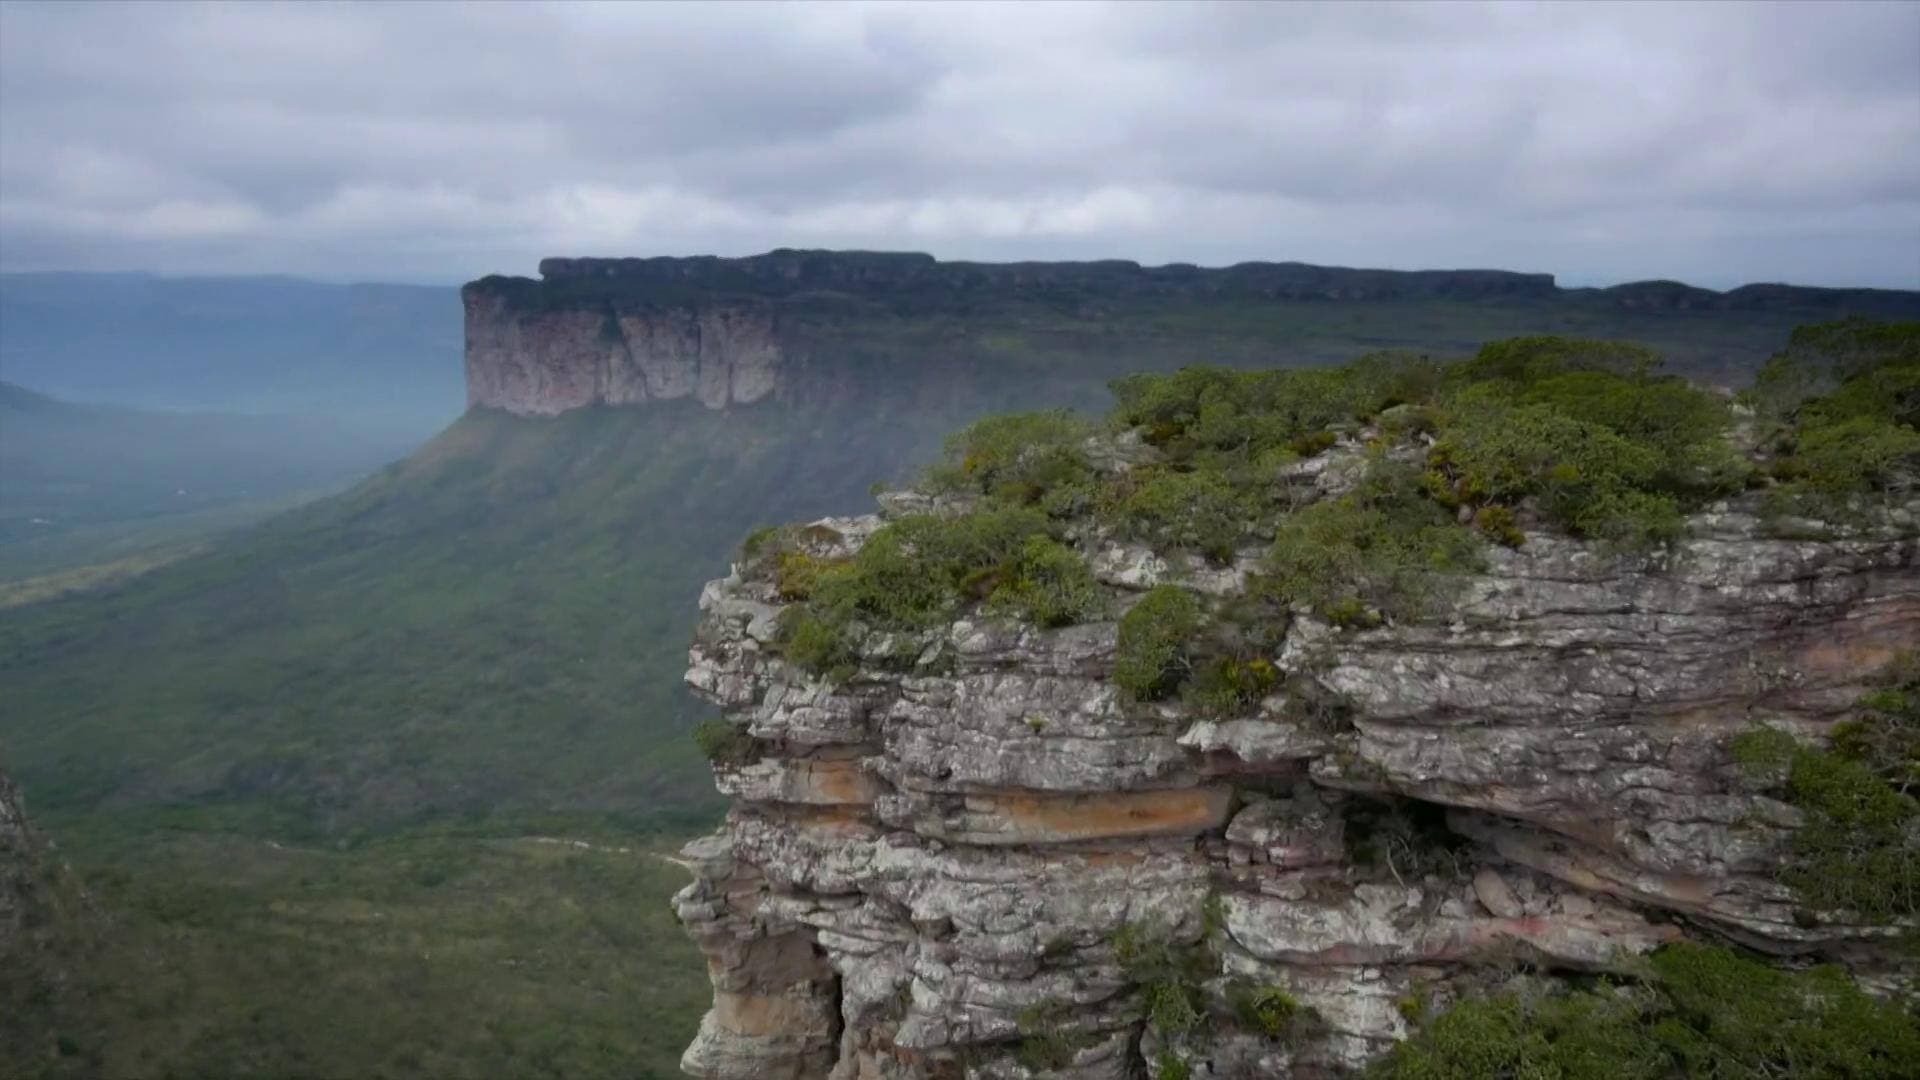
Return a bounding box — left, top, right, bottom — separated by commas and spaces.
672, 448, 1917, 1077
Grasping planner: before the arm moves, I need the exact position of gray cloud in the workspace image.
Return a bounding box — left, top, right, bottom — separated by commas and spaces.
1, 0, 1915, 287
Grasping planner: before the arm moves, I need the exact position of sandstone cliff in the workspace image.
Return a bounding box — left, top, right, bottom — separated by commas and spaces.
670, 342, 1918, 1077
460, 253, 1920, 418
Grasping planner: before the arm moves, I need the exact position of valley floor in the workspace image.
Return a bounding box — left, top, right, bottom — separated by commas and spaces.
9, 813, 709, 1080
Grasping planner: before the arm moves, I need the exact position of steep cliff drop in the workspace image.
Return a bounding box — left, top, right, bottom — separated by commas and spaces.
2, 768, 96, 1074
669, 340, 1919, 1078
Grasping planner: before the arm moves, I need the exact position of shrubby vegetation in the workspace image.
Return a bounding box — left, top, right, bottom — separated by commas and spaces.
924, 409, 1097, 510
1731, 654, 1918, 921
1746, 318, 1920, 516
691, 718, 756, 766
1113, 921, 1213, 1038
766, 507, 1104, 677
1425, 338, 1745, 547
1101, 466, 1252, 564
1262, 458, 1482, 625
1114, 585, 1204, 701
1226, 981, 1323, 1044
1368, 942, 1920, 1079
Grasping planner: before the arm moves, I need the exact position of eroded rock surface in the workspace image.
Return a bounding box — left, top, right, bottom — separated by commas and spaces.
674, 475, 1917, 1078
463, 289, 782, 415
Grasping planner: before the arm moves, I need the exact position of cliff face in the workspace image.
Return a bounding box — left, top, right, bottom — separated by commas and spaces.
2, 767, 95, 1071
462, 252, 1920, 418
462, 288, 781, 415
672, 446, 1917, 1078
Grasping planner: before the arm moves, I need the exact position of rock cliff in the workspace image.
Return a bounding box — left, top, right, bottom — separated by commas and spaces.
669, 344, 1919, 1077
461, 252, 1920, 417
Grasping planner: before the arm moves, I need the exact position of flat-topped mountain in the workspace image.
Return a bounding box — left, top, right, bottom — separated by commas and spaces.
462, 251, 1920, 416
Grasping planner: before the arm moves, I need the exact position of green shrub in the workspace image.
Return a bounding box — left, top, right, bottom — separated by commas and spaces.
1426, 388, 1687, 547
739, 524, 781, 561
773, 508, 1102, 675
1182, 655, 1278, 716
1113, 922, 1210, 1037
690, 719, 755, 766
1153, 1050, 1192, 1080
1101, 467, 1253, 562
986, 535, 1104, 628
925, 410, 1094, 506
775, 610, 857, 683
773, 550, 840, 601
1749, 319, 1920, 519
1473, 504, 1526, 547
1228, 981, 1309, 1039
1109, 355, 1438, 468
808, 508, 1053, 630
1264, 459, 1481, 623
1746, 317, 1920, 422
1114, 586, 1203, 701
1368, 943, 1920, 1080
1772, 415, 1920, 500
1449, 335, 1661, 388
1731, 664, 1919, 922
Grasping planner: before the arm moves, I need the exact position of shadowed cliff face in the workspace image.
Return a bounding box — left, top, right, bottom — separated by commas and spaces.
460, 251, 1920, 418
463, 289, 781, 414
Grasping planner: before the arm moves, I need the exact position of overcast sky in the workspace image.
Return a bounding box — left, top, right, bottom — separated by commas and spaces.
1, 0, 1916, 288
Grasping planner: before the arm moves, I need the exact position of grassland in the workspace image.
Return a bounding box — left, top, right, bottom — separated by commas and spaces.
8, 815, 707, 1080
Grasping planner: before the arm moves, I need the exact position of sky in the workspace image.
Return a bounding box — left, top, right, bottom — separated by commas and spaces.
1, 0, 1916, 289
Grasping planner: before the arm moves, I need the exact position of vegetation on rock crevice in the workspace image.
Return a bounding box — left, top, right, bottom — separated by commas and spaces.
1368, 942, 1920, 1079
1731, 653, 1919, 923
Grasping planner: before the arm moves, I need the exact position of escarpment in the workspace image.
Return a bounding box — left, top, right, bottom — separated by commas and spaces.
461, 252, 1920, 418
673, 333, 1920, 1078
462, 285, 782, 414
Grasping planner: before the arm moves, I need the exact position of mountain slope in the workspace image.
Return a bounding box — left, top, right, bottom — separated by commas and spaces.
1, 400, 930, 834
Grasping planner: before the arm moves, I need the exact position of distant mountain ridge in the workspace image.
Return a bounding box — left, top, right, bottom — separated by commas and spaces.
507, 249, 1920, 311
462, 250, 1920, 416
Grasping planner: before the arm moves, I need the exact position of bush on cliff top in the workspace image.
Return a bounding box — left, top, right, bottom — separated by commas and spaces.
1747, 318, 1920, 515
1099, 334, 1745, 558
772, 507, 1102, 674
924, 409, 1096, 509
1262, 458, 1482, 624
1369, 942, 1920, 1080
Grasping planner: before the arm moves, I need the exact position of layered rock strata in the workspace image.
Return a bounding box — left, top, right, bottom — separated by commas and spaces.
672, 459, 1918, 1078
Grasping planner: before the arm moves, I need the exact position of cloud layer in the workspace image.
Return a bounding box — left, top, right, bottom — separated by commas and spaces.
2, 1, 1916, 286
